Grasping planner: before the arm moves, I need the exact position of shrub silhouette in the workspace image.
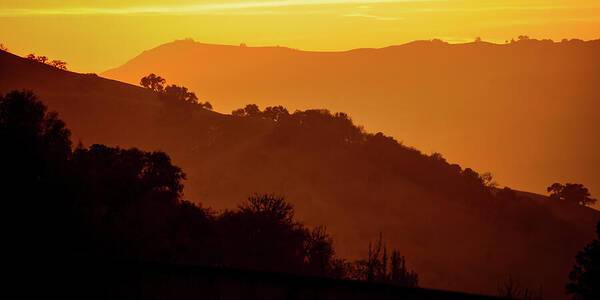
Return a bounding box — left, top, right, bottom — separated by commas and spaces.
566, 221, 600, 300
349, 234, 418, 287
497, 276, 543, 300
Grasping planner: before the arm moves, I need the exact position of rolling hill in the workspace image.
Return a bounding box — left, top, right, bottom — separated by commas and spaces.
1, 49, 598, 299
103, 38, 600, 208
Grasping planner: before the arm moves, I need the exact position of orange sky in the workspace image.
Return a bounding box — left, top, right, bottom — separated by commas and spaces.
1, 0, 599, 72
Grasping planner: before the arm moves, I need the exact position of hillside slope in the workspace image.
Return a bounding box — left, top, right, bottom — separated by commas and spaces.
2, 50, 599, 299
103, 39, 600, 205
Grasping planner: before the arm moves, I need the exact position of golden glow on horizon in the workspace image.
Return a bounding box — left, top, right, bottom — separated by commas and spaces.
1, 0, 599, 71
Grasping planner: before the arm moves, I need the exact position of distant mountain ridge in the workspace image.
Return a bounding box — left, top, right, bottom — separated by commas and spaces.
2, 49, 599, 300
103, 38, 600, 207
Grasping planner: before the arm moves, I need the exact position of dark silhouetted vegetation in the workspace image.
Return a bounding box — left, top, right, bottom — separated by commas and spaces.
140, 73, 166, 92
230, 103, 499, 207
348, 234, 418, 287
25, 53, 68, 70
1, 90, 417, 284
547, 183, 597, 206
163, 84, 199, 104
566, 221, 600, 300
140, 74, 212, 110
232, 104, 290, 121
50, 60, 67, 70
497, 276, 543, 300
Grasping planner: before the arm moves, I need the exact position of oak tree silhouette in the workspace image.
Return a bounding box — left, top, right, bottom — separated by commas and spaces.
140, 73, 166, 92
548, 183, 597, 206
567, 221, 600, 300
140, 74, 212, 109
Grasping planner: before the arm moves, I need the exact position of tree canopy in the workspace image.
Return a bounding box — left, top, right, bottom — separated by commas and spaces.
25, 53, 68, 70
566, 221, 600, 300
140, 73, 166, 92
140, 74, 212, 110
548, 183, 597, 206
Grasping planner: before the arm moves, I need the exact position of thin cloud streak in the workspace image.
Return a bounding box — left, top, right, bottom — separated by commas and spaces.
0, 0, 444, 16
2, 1, 597, 17
343, 13, 401, 21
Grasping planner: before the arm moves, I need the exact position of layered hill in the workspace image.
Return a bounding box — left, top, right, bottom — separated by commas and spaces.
103, 39, 600, 206
1, 49, 598, 299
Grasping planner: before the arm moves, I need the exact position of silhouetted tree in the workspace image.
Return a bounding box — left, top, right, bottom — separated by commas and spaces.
217, 194, 308, 273
232, 104, 261, 117
50, 60, 68, 70
518, 35, 531, 41
140, 74, 213, 110
0, 90, 72, 182
304, 226, 335, 275
389, 250, 418, 287
140, 73, 166, 92
239, 194, 295, 223
0, 90, 200, 264
350, 234, 418, 287
1, 90, 73, 264
498, 276, 543, 300
70, 144, 190, 261
26, 54, 48, 64
481, 172, 498, 189
566, 221, 600, 300
25, 54, 68, 70
263, 105, 289, 121
430, 152, 446, 162
199, 101, 213, 110
163, 84, 198, 104
547, 183, 596, 206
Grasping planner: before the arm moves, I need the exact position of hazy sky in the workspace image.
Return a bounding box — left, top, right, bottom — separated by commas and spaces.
1, 0, 599, 71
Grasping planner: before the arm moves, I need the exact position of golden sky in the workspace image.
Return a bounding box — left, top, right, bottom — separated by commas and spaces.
1, 0, 599, 71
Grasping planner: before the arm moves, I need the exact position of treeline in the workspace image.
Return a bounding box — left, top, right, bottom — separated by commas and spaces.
1, 90, 417, 287
139, 72, 596, 212
25, 53, 68, 70
230, 103, 503, 206
228, 103, 596, 208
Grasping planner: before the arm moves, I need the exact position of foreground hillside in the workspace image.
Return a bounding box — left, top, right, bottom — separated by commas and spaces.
103, 38, 600, 206
1, 50, 598, 299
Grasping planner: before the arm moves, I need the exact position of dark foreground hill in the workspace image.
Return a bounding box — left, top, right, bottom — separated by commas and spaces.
52, 261, 500, 300
1, 50, 598, 299
103, 38, 600, 207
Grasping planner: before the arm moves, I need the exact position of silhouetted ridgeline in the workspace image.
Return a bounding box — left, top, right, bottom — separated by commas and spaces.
101, 38, 600, 207
1, 49, 598, 299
